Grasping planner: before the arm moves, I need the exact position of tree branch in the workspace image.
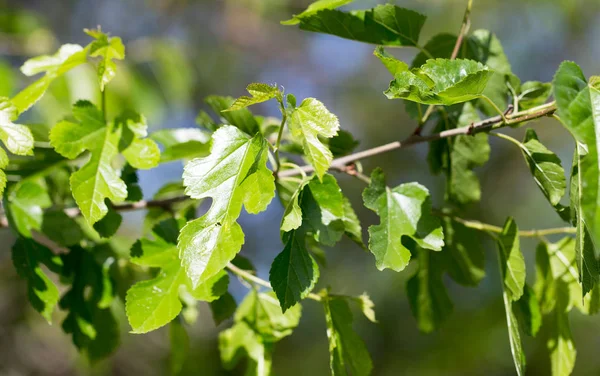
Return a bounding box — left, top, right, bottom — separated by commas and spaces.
0, 102, 555, 230
279, 102, 555, 178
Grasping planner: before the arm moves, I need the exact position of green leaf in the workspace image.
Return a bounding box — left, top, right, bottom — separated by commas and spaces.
288, 98, 340, 179
282, 0, 354, 25
441, 217, 485, 286
501, 288, 526, 376
384, 58, 493, 106
220, 322, 270, 375
92, 204, 123, 238
151, 128, 211, 163
517, 129, 567, 207
206, 95, 260, 135
127, 222, 229, 333
497, 219, 527, 375
411, 33, 456, 68
41, 210, 84, 247
178, 126, 275, 287
50, 101, 159, 225
84, 28, 125, 90
280, 179, 307, 232
426, 103, 490, 205
12, 237, 62, 323
570, 142, 600, 297
6, 180, 51, 237
412, 30, 515, 114
516, 284, 541, 337
497, 217, 526, 301
210, 293, 237, 326
534, 239, 580, 375
272, 174, 353, 310
225, 83, 282, 111
407, 248, 453, 333
465, 30, 514, 116
13, 44, 88, 113
329, 129, 360, 157
0, 98, 35, 195
323, 293, 373, 376
518, 81, 552, 110
295, 4, 426, 47
122, 164, 143, 202
374, 46, 409, 76
341, 195, 364, 248
270, 229, 320, 312
170, 319, 189, 376
59, 246, 120, 361
235, 290, 302, 341
553, 62, 600, 248
350, 293, 377, 323
447, 103, 490, 204
547, 291, 576, 376
219, 291, 301, 375
363, 168, 444, 272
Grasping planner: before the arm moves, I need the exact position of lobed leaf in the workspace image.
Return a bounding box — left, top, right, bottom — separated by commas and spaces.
50, 101, 160, 225
13, 44, 88, 113
288, 98, 339, 179
363, 168, 443, 272
384, 58, 493, 106
85, 28, 125, 90
225, 83, 282, 111
0, 98, 35, 195
178, 126, 275, 287
127, 220, 229, 333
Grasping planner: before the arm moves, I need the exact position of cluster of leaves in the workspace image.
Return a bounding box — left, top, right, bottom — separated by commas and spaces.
3, 1, 600, 375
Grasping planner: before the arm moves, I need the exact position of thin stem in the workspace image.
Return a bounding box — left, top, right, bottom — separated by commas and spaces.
226, 262, 322, 301
278, 101, 556, 178
450, 0, 474, 59
415, 44, 434, 60
413, 0, 472, 136
490, 132, 523, 148
481, 95, 508, 123
281, 162, 307, 179
441, 213, 576, 237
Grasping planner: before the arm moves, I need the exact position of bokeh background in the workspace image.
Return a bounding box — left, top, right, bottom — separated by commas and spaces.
1, 0, 599, 375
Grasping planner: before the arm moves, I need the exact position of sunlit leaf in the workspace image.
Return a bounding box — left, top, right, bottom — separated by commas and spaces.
294, 4, 426, 47
13, 44, 88, 113
225, 83, 282, 111
384, 58, 493, 106
178, 126, 275, 287
50, 101, 159, 225
84, 28, 125, 90
288, 98, 339, 179
282, 0, 354, 25
323, 293, 373, 376
363, 168, 443, 272
127, 220, 229, 333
